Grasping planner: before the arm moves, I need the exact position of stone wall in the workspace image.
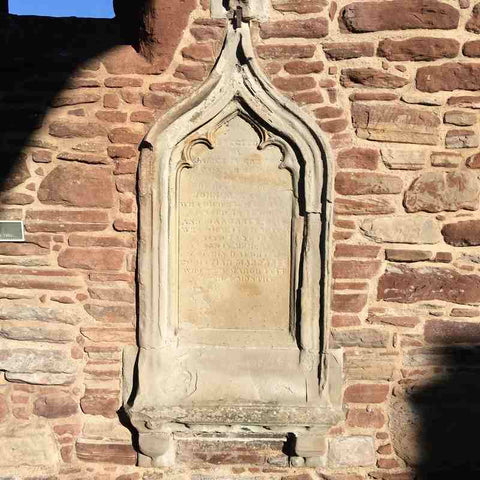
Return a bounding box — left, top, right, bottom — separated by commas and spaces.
1, 0, 480, 478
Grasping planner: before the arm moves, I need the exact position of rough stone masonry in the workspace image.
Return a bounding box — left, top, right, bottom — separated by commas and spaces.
1, 0, 480, 478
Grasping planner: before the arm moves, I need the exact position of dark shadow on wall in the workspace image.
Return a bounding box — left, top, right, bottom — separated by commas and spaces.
401, 346, 480, 479
0, 0, 146, 453
0, 1, 142, 192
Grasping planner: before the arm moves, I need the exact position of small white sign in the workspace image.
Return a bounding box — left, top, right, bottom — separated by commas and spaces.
0, 221, 25, 242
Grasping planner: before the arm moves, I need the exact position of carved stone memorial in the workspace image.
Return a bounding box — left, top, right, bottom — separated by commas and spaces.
124, 1, 343, 467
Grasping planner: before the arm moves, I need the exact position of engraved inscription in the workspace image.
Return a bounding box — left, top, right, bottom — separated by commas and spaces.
178, 115, 293, 331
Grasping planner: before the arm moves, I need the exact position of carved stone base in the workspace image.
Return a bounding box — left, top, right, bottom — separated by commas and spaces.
292, 432, 328, 467
138, 432, 175, 467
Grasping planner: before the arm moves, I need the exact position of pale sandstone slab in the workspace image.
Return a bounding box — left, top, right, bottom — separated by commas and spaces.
361, 217, 442, 244
401, 92, 444, 106
381, 148, 426, 170
0, 305, 88, 325
0, 325, 75, 343
5, 371, 76, 385
344, 351, 397, 380
430, 151, 462, 167
331, 328, 389, 348
0, 348, 76, 374
0, 421, 60, 475
179, 116, 292, 333
352, 103, 441, 145
328, 436, 375, 467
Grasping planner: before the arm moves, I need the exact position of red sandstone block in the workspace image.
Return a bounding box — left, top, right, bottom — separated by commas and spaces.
377, 444, 393, 455
335, 197, 395, 215
114, 219, 137, 232
337, 148, 379, 170
333, 281, 369, 291
332, 293, 368, 313
27, 209, 108, 223
333, 231, 354, 241
335, 244, 380, 258
334, 219, 356, 229
150, 81, 191, 94
49, 120, 107, 139
256, 44, 315, 60
333, 260, 381, 279
346, 407, 385, 428
0, 241, 49, 256
84, 304, 135, 323
108, 128, 144, 145
377, 458, 400, 469
88, 286, 135, 304
272, 76, 316, 92
96, 111, 128, 123
344, 384, 389, 403
120, 197, 136, 214
272, 0, 327, 14
378, 265, 480, 305
425, 319, 480, 345
26, 209, 110, 233
291, 90, 323, 105
349, 92, 398, 102
378, 37, 459, 62
80, 388, 120, 418
121, 89, 142, 104
340, 0, 459, 33
385, 249, 433, 263
191, 25, 224, 41
107, 145, 137, 159
450, 308, 480, 318
68, 234, 135, 248
114, 159, 138, 175
174, 63, 209, 82
263, 62, 282, 75
323, 42, 374, 60
104, 77, 143, 88
61, 445, 75, 463
104, 93, 120, 109
463, 40, 480, 57
58, 248, 125, 271
32, 150, 53, 163
368, 312, 419, 328
34, 394, 78, 419
130, 110, 155, 124
332, 314, 361, 327
260, 18, 328, 39
341, 68, 408, 89
116, 175, 136, 194
182, 43, 215, 62
336, 172, 402, 195
313, 106, 343, 119
284, 60, 324, 75
89, 273, 133, 282
417, 62, 480, 93
318, 118, 348, 134
466, 3, 480, 32
76, 441, 136, 465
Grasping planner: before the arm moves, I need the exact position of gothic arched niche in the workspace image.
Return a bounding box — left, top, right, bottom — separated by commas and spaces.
124, 18, 343, 468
